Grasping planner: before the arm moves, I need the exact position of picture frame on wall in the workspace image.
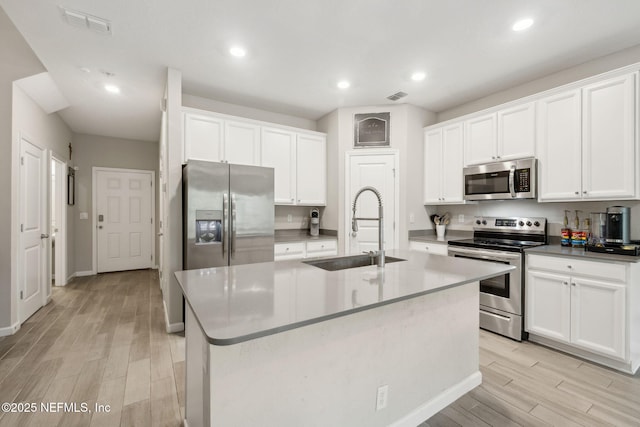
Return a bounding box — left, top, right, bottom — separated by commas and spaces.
67, 166, 75, 205
354, 112, 390, 147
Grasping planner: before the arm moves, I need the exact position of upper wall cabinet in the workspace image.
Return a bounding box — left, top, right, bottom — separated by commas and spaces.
183, 109, 327, 206
183, 111, 260, 166
538, 73, 638, 201
424, 123, 464, 204
464, 102, 535, 166
184, 113, 224, 163
260, 127, 327, 206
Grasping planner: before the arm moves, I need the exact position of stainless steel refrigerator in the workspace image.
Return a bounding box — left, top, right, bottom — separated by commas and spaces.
183, 160, 274, 269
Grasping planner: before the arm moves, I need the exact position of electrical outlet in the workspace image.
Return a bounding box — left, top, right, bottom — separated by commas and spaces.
287, 214, 292, 223
458, 214, 465, 223
376, 385, 389, 411
409, 213, 415, 224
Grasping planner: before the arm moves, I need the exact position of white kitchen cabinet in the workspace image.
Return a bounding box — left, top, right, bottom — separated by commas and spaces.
536, 89, 583, 201
571, 277, 625, 360
423, 123, 464, 204
274, 242, 305, 260
581, 73, 637, 200
408, 240, 448, 256
497, 102, 536, 161
261, 127, 296, 204
184, 113, 224, 162
262, 128, 326, 206
464, 113, 496, 165
296, 133, 327, 205
526, 270, 571, 342
274, 239, 337, 261
526, 254, 633, 369
463, 104, 535, 166
538, 73, 638, 202
224, 120, 261, 166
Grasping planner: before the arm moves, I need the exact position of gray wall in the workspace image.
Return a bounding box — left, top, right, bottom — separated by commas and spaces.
0, 7, 46, 331
438, 43, 640, 122
72, 134, 159, 273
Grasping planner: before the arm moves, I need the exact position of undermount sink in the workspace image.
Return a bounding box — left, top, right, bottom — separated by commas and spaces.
303, 254, 406, 271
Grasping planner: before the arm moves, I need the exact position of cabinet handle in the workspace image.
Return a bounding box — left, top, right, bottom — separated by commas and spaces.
285, 247, 289, 251
496, 156, 501, 159
492, 156, 496, 160
567, 265, 572, 269
582, 191, 587, 194
574, 191, 579, 195
571, 282, 576, 286
563, 281, 568, 286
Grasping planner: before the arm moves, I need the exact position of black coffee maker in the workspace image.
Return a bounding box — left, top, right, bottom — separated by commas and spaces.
605, 206, 630, 245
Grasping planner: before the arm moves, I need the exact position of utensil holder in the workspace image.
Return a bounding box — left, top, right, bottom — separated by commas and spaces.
436, 224, 446, 239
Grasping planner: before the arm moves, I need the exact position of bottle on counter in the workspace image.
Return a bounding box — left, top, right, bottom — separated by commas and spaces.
571, 210, 587, 247
561, 210, 572, 247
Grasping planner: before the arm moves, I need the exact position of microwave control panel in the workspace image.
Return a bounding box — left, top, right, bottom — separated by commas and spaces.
515, 168, 530, 192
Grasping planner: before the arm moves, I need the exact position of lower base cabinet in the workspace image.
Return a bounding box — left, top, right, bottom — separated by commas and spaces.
408, 240, 448, 256
526, 254, 637, 373
274, 239, 337, 261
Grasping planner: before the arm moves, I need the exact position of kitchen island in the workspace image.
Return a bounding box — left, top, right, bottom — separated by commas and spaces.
175, 249, 513, 427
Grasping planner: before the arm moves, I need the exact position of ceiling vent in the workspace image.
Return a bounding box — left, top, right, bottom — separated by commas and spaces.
387, 91, 408, 101
60, 7, 112, 35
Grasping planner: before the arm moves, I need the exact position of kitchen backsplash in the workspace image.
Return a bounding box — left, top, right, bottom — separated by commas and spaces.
275, 205, 325, 230
427, 199, 640, 238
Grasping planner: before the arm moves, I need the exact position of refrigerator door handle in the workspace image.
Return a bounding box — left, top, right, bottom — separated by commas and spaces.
231, 193, 237, 258
222, 193, 228, 259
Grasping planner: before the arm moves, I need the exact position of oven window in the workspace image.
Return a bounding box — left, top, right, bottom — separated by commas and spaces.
453, 255, 510, 298
465, 170, 510, 195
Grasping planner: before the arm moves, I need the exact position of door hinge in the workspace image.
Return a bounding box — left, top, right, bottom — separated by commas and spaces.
162, 183, 166, 193
150, 218, 153, 224
392, 168, 396, 178
20, 157, 24, 166
20, 291, 23, 300
150, 254, 153, 261
20, 224, 23, 232
151, 180, 153, 186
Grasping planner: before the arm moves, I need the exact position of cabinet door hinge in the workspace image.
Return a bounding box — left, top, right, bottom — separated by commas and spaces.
21, 157, 24, 166
20, 291, 23, 300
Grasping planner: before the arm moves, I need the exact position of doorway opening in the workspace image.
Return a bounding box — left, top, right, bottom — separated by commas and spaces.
50, 154, 67, 286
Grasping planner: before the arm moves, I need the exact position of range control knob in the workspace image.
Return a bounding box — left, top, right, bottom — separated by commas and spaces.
518, 221, 524, 226
526, 221, 532, 226
534, 221, 540, 227
482, 220, 487, 225
475, 220, 481, 225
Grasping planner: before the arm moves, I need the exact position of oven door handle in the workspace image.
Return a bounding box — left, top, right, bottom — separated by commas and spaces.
448, 246, 521, 261
509, 165, 516, 198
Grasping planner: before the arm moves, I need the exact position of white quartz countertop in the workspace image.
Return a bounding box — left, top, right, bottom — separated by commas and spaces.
174, 249, 514, 346
525, 244, 640, 263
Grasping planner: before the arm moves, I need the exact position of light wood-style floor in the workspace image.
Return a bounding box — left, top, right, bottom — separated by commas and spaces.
1, 270, 639, 427
0, 270, 184, 427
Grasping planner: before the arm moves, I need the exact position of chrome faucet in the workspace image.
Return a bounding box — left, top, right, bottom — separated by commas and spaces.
351, 186, 385, 268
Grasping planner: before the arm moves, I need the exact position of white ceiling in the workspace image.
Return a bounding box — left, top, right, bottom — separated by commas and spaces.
3, 0, 640, 142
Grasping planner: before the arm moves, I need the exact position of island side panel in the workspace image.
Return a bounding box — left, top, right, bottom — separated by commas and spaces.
205, 281, 480, 427
185, 304, 209, 427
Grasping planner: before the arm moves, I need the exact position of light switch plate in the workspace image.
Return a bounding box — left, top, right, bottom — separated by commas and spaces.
79, 212, 89, 220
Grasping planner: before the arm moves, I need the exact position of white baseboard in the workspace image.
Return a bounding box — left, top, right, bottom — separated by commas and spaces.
66, 272, 76, 282
75, 270, 94, 277
390, 371, 482, 427
164, 300, 185, 333
0, 321, 20, 337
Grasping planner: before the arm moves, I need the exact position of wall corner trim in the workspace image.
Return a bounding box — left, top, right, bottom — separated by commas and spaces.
0, 321, 21, 338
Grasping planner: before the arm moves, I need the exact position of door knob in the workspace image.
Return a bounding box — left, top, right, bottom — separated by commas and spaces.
40, 234, 49, 239
157, 232, 163, 236
98, 226, 103, 229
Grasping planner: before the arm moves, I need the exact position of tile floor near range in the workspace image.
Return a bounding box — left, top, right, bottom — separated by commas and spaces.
0, 270, 639, 426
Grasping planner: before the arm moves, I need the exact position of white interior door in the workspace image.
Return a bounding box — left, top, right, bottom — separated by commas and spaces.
96, 168, 153, 273
50, 154, 66, 286
346, 152, 397, 255
159, 111, 168, 292
20, 137, 48, 322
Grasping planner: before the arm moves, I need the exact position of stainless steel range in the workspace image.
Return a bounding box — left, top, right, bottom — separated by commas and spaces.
448, 216, 547, 341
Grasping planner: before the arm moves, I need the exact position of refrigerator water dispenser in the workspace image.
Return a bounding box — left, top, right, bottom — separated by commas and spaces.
195, 210, 222, 244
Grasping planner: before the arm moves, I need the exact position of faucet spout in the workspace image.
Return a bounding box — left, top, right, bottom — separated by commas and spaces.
351, 186, 385, 268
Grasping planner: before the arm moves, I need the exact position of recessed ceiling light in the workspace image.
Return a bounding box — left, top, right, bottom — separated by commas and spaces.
512, 18, 534, 32
337, 80, 350, 89
411, 72, 426, 81
229, 46, 247, 58
104, 84, 120, 94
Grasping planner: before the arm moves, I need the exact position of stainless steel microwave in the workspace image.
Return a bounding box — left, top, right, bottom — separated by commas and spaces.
463, 158, 537, 201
